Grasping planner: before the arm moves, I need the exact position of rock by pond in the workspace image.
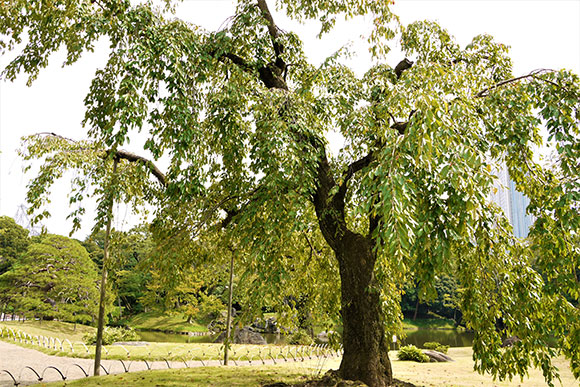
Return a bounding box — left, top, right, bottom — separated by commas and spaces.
423, 350, 454, 362
214, 327, 267, 345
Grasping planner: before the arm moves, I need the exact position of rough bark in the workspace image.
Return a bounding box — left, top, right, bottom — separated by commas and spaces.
336, 231, 393, 386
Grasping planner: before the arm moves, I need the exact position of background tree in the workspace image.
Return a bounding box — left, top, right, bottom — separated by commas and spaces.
0, 234, 101, 323
3, 1, 579, 386
0, 216, 30, 318
0, 216, 29, 275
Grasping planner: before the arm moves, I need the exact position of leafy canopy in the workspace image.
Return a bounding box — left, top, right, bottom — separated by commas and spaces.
0, 234, 101, 324
3, 1, 579, 384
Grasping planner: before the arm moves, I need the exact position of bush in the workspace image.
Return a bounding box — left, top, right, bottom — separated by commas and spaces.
83, 326, 139, 345
397, 345, 429, 362
288, 330, 314, 345
423, 341, 449, 353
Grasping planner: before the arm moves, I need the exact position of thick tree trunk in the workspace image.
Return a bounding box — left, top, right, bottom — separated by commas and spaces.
337, 232, 393, 387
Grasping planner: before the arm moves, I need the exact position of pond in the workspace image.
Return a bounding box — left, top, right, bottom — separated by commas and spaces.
137, 329, 474, 347
398, 329, 474, 348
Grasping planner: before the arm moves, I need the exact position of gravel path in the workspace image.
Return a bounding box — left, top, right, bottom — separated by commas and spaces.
0, 340, 217, 386
0, 340, 337, 386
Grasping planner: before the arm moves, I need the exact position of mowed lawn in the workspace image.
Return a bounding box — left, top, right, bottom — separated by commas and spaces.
47, 347, 577, 386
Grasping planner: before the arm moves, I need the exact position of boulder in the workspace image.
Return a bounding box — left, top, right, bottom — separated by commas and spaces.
251, 317, 281, 333
423, 350, 454, 362
316, 330, 337, 343
214, 327, 267, 345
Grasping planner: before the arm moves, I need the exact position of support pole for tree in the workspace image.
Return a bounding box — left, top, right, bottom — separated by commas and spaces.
223, 249, 235, 366
93, 157, 118, 376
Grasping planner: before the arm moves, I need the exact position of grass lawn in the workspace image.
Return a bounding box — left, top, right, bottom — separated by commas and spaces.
46, 347, 577, 387
126, 312, 208, 333
48, 362, 330, 386
1, 321, 325, 362
0, 320, 95, 341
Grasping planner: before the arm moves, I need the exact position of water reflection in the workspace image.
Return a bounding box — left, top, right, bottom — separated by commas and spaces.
137, 329, 474, 348
400, 329, 474, 348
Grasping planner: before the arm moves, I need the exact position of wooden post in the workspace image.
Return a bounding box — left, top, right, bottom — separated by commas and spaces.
223, 250, 235, 366
93, 157, 118, 376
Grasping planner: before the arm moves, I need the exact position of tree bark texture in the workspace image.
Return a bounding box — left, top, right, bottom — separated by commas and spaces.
336, 231, 393, 386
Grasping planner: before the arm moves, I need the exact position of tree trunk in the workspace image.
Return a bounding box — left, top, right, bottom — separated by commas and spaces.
413, 298, 420, 320
337, 232, 393, 387
224, 249, 235, 366
94, 157, 117, 376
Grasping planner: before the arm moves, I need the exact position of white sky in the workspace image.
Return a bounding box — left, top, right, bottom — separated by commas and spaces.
0, 0, 579, 238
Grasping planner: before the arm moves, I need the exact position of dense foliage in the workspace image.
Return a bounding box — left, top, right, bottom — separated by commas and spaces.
397, 345, 429, 363
0, 234, 101, 323
0, 216, 29, 275
2, 1, 578, 386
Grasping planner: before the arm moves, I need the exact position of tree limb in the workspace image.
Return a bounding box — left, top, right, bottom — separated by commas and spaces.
475, 69, 556, 97
30, 132, 168, 187
338, 151, 374, 199
110, 149, 167, 187
220, 52, 255, 74
257, 0, 282, 57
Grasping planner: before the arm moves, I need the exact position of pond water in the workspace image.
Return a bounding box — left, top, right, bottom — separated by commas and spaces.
137, 329, 474, 347
399, 329, 474, 348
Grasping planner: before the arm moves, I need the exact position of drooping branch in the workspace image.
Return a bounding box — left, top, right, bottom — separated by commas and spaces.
111, 149, 167, 187
29, 132, 168, 187
475, 69, 556, 97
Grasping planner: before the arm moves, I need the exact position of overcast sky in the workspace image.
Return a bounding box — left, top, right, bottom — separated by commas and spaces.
1, 0, 579, 238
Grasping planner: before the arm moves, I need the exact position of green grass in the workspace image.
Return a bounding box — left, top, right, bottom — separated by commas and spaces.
48, 362, 330, 386
126, 312, 208, 333
1, 323, 326, 362
45, 348, 578, 387
402, 318, 457, 330
0, 320, 95, 341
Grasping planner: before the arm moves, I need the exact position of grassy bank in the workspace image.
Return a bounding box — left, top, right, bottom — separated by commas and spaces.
402, 318, 457, 330
126, 312, 207, 333
0, 320, 94, 341
45, 347, 577, 386
1, 321, 320, 362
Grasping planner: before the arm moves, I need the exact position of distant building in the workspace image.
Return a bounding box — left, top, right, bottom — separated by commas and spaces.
490, 164, 535, 238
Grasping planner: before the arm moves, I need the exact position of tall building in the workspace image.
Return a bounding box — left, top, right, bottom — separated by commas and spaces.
490, 164, 535, 238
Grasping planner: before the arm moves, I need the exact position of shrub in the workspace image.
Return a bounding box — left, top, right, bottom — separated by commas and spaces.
83, 326, 139, 345
423, 341, 449, 354
288, 330, 314, 345
397, 345, 429, 362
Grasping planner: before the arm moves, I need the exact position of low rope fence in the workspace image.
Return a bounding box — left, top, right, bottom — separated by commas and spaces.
0, 325, 344, 386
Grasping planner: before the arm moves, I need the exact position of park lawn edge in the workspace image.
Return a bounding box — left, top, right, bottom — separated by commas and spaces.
42, 347, 578, 387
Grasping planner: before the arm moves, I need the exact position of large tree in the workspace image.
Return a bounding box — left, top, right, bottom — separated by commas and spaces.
2, 1, 579, 386
0, 234, 101, 323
